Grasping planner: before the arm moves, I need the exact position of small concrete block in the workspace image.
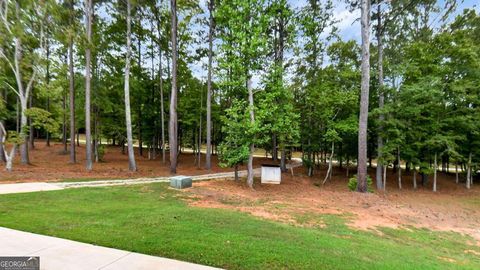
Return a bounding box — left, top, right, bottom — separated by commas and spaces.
170, 176, 192, 189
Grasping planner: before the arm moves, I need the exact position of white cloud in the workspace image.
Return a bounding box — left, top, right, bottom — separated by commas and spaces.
333, 4, 361, 42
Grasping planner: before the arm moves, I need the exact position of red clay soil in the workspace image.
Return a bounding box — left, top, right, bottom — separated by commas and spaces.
2, 142, 479, 242
0, 142, 271, 183
185, 166, 480, 242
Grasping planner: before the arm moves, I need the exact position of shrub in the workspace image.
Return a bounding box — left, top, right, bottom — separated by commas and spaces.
97, 144, 106, 162
348, 175, 373, 192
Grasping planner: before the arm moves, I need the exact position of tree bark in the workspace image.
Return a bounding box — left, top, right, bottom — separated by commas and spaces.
138, 107, 143, 157
198, 86, 203, 168
46, 37, 51, 147
413, 168, 417, 189
346, 157, 350, 177
397, 148, 402, 189
467, 152, 472, 189
433, 152, 437, 192
16, 98, 20, 133
0, 90, 6, 163
93, 106, 99, 162
85, 0, 93, 171
62, 79, 67, 153
169, 0, 178, 173
153, 11, 166, 165
69, 0, 76, 163
383, 162, 387, 193
0, 123, 16, 171
205, 0, 214, 171
246, 76, 255, 188
28, 93, 34, 150
160, 63, 166, 164
124, 0, 137, 171
4, 145, 15, 172
17, 39, 33, 164
0, 2, 40, 165
280, 145, 287, 172
272, 134, 278, 161
375, 2, 384, 190
455, 162, 459, 184
322, 141, 334, 185
357, 0, 371, 192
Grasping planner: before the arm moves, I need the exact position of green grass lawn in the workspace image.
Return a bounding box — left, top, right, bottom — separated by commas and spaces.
0, 183, 478, 269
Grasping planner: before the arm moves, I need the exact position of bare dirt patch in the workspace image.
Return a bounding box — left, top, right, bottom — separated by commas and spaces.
185, 166, 480, 241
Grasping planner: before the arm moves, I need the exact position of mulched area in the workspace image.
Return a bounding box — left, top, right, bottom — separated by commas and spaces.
0, 142, 270, 183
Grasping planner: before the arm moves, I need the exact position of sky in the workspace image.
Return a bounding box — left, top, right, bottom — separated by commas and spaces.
95, 0, 480, 82
287, 0, 480, 43
188, 0, 479, 82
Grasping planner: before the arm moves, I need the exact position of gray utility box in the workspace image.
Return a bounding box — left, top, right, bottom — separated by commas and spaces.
170, 176, 193, 189
261, 164, 281, 184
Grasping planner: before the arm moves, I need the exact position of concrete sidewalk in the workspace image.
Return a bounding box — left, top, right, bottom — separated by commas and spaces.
0, 227, 221, 270
0, 182, 63, 195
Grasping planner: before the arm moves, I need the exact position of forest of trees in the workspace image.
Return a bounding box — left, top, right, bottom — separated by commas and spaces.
0, 0, 479, 192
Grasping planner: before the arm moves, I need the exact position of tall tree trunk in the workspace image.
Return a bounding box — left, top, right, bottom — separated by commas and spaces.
277, 6, 286, 169
28, 92, 34, 150
383, 163, 387, 193
205, 0, 214, 170
154, 13, 166, 165
169, 0, 178, 173
85, 0, 93, 171
69, 0, 76, 163
16, 97, 20, 133
61, 53, 67, 154
322, 141, 334, 185
93, 106, 99, 162
4, 145, 15, 172
433, 152, 437, 192
272, 134, 278, 161
124, 0, 137, 171
46, 38, 51, 147
138, 107, 143, 157
413, 168, 417, 189
62, 82, 67, 153
397, 147, 402, 189
7, 6, 39, 165
1, 123, 16, 172
198, 87, 203, 169
375, 2, 384, 190
247, 76, 255, 188
17, 49, 32, 164
149, 23, 156, 161
136, 25, 143, 158
346, 158, 350, 177
159, 58, 166, 164
357, 0, 371, 193
466, 152, 472, 189
280, 145, 286, 172
0, 90, 6, 163
0, 129, 4, 163
455, 162, 459, 184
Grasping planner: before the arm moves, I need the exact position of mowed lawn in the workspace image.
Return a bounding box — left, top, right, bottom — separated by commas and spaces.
0, 183, 478, 270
